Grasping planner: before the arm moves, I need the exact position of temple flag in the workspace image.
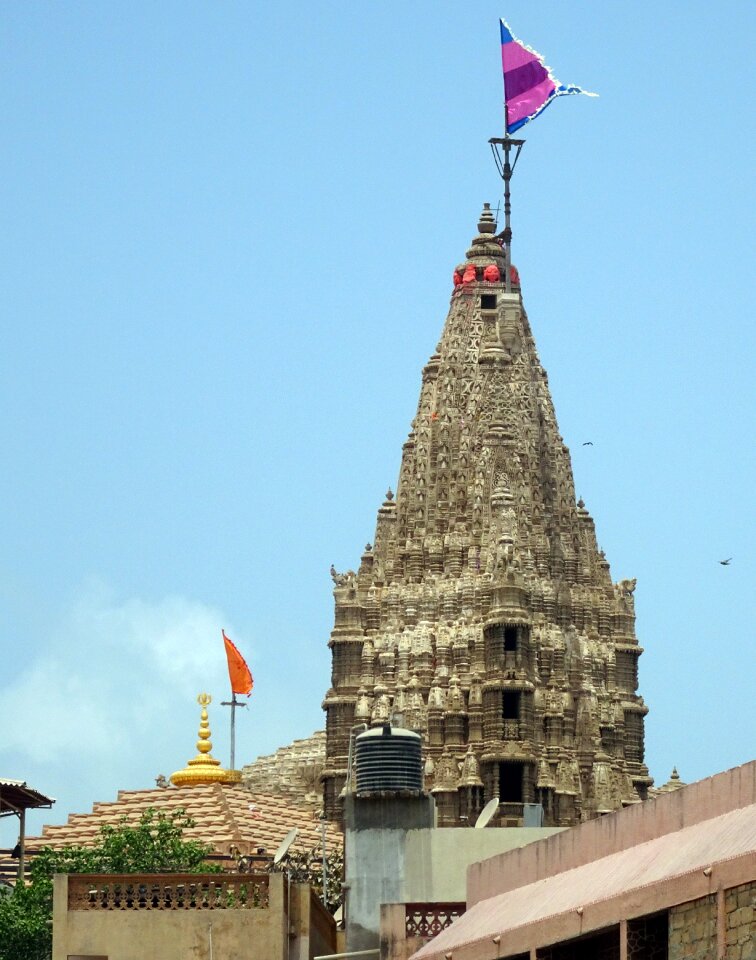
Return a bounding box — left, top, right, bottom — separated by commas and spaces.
500, 18, 597, 134
223, 629, 253, 696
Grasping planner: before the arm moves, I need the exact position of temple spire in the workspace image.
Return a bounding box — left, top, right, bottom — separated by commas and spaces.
322, 209, 650, 827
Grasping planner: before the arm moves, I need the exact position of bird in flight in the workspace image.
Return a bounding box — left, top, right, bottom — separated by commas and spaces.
719, 558, 732, 566
582, 441, 593, 446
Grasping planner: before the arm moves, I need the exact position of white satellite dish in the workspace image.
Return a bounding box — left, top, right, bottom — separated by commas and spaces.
474, 797, 500, 829
273, 828, 299, 864
333, 905, 343, 925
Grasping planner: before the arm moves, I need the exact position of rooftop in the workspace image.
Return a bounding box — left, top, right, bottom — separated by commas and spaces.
27, 782, 341, 862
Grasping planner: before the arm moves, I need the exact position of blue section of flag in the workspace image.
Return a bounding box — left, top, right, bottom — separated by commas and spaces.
499, 19, 514, 44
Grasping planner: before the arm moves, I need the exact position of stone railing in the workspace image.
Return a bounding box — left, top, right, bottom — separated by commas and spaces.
404, 902, 465, 939
67, 873, 269, 911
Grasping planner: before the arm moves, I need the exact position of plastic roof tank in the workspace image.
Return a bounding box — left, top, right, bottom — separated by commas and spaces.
355, 724, 423, 796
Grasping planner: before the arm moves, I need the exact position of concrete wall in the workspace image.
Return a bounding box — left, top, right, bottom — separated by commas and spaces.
380, 902, 428, 960
468, 760, 756, 907
345, 794, 561, 953
403, 827, 563, 903
288, 882, 338, 960
53, 872, 337, 960
54, 893, 285, 960
345, 794, 436, 953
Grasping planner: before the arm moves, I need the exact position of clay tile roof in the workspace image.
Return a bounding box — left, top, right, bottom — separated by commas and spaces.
27, 783, 341, 861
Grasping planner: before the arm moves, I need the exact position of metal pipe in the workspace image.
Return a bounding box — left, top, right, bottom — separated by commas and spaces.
314, 951, 380, 960
502, 137, 512, 293
17, 807, 25, 883
345, 723, 368, 793
230, 694, 237, 770
320, 817, 328, 906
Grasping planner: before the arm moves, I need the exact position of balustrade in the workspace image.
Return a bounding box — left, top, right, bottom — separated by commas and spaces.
67, 873, 269, 911
405, 902, 465, 939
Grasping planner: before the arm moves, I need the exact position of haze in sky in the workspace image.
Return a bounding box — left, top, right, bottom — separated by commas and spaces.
1, 1, 754, 845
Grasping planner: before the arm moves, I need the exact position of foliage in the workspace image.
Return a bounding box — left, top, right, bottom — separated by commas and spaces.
0, 807, 217, 960
0, 881, 51, 960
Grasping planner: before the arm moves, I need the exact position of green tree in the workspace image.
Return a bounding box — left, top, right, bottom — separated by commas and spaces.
0, 807, 217, 960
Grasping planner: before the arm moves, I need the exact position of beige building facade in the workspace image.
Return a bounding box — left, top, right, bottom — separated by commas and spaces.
53, 870, 337, 960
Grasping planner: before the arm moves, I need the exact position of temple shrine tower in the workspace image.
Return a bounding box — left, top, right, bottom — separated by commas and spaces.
322, 205, 651, 828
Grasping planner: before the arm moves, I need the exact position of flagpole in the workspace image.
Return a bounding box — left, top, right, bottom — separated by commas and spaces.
230, 693, 237, 770
221, 693, 246, 770
489, 125, 524, 293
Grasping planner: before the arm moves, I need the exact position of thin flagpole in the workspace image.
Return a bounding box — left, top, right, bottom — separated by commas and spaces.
230, 693, 237, 770
503, 103, 512, 294
490, 87, 523, 295
221, 689, 246, 770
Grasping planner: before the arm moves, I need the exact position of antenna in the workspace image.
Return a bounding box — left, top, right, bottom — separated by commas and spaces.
474, 797, 500, 829
273, 827, 298, 864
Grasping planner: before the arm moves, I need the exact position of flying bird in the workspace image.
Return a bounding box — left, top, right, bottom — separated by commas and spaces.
582, 441, 593, 446
719, 558, 732, 566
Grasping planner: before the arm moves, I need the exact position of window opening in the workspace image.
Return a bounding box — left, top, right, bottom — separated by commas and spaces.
498, 762, 524, 803
502, 691, 520, 720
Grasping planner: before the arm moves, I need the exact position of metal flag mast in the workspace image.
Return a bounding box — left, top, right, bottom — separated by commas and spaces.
220, 693, 247, 770
489, 107, 524, 294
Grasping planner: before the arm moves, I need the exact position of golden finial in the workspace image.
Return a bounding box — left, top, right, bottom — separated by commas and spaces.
170, 693, 237, 787
195, 693, 213, 755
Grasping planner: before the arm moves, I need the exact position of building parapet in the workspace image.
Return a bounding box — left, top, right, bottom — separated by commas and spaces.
66, 872, 270, 911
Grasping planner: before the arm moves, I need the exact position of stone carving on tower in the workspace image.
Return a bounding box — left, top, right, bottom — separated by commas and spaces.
322, 205, 651, 827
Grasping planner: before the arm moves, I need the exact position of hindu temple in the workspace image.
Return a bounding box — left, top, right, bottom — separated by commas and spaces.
322, 204, 652, 827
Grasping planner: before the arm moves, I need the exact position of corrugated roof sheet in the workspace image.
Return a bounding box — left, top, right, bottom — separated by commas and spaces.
412, 802, 756, 958
0, 779, 55, 816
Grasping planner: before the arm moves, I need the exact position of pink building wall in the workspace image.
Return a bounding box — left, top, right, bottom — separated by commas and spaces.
467, 760, 756, 907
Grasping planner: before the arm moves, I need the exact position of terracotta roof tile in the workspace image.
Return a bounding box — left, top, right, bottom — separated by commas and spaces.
27, 784, 341, 861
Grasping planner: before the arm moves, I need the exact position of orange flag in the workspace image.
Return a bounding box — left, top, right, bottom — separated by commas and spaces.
222, 629, 253, 696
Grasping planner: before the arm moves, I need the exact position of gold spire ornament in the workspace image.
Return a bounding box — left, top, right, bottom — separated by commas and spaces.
170, 693, 239, 786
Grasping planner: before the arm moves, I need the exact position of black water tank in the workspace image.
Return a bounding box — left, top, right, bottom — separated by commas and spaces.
355, 724, 423, 795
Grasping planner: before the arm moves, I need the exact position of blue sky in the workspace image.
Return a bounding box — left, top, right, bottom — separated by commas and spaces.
1, 2, 754, 844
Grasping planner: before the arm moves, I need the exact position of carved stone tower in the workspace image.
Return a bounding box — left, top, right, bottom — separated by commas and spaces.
322, 205, 651, 827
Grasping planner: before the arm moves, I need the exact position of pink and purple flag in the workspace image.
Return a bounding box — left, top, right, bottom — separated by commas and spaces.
500, 18, 597, 134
